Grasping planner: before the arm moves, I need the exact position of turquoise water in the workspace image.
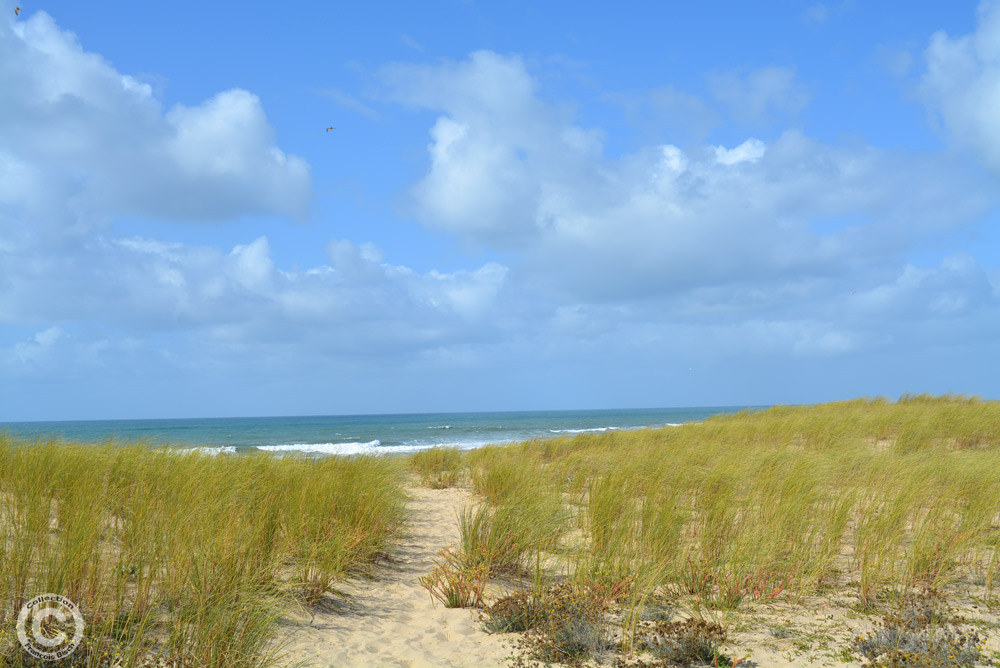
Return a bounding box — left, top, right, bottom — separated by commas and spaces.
1, 406, 758, 455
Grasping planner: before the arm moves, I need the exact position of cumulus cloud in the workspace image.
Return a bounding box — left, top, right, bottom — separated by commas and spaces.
714, 138, 766, 165
0, 10, 510, 385
382, 51, 994, 303
0, 9, 311, 229
366, 48, 1000, 403
921, 0, 1000, 172
381, 51, 563, 244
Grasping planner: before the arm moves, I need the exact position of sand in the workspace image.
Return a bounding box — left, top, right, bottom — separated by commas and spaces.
282, 484, 1000, 668
282, 486, 510, 668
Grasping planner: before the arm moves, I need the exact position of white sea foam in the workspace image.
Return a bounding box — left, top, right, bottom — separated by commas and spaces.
428, 425, 452, 429
427, 439, 506, 450
548, 427, 620, 434
256, 440, 386, 455
173, 446, 237, 456
254, 438, 511, 456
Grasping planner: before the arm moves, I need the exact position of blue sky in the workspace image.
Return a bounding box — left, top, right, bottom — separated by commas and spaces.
2, 0, 999, 420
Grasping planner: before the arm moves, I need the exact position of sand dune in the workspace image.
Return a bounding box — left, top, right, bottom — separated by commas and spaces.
281, 483, 999, 668
282, 486, 510, 668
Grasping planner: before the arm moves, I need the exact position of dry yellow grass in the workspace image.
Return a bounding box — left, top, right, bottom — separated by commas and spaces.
0, 438, 407, 667
411, 395, 1000, 664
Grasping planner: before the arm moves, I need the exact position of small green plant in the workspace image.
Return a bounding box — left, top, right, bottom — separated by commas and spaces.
850, 590, 991, 668
768, 623, 794, 639
883, 588, 952, 628
507, 582, 613, 666
419, 547, 489, 609
852, 625, 988, 668
639, 618, 739, 666
482, 590, 542, 633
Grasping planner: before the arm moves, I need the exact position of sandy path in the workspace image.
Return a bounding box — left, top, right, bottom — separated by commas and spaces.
282, 486, 510, 668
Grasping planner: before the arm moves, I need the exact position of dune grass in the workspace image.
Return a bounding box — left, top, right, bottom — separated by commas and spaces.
0, 438, 407, 667
4, 394, 998, 666
413, 394, 1000, 663
407, 446, 464, 489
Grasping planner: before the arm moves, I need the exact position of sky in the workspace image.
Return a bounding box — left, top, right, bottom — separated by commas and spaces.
2, 0, 999, 421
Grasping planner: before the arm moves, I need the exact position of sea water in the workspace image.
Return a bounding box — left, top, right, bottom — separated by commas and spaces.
1, 406, 758, 455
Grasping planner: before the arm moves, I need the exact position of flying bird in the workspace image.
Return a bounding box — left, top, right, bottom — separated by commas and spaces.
14, 6, 21, 15
326, 126, 335, 132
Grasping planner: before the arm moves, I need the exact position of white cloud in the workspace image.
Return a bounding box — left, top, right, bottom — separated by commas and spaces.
383, 52, 994, 303
382, 51, 563, 245
0, 10, 311, 229
228, 237, 276, 294
714, 138, 766, 165
0, 230, 511, 372
921, 0, 1000, 172
0, 11, 510, 381
851, 254, 997, 321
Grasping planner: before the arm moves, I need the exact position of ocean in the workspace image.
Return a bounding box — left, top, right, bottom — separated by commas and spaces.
0, 406, 757, 456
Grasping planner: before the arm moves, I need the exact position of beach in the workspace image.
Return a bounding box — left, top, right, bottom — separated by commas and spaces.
2, 396, 1000, 667
278, 478, 1000, 668
7, 1, 999, 664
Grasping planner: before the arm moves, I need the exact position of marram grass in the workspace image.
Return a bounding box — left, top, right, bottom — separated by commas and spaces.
461, 396, 1000, 605
3, 394, 998, 666
0, 437, 407, 668
411, 394, 1000, 662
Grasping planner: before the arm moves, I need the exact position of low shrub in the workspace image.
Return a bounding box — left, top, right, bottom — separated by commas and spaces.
851, 590, 990, 668
487, 582, 614, 666
853, 625, 988, 668
523, 583, 612, 666
639, 618, 736, 667
481, 590, 542, 634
